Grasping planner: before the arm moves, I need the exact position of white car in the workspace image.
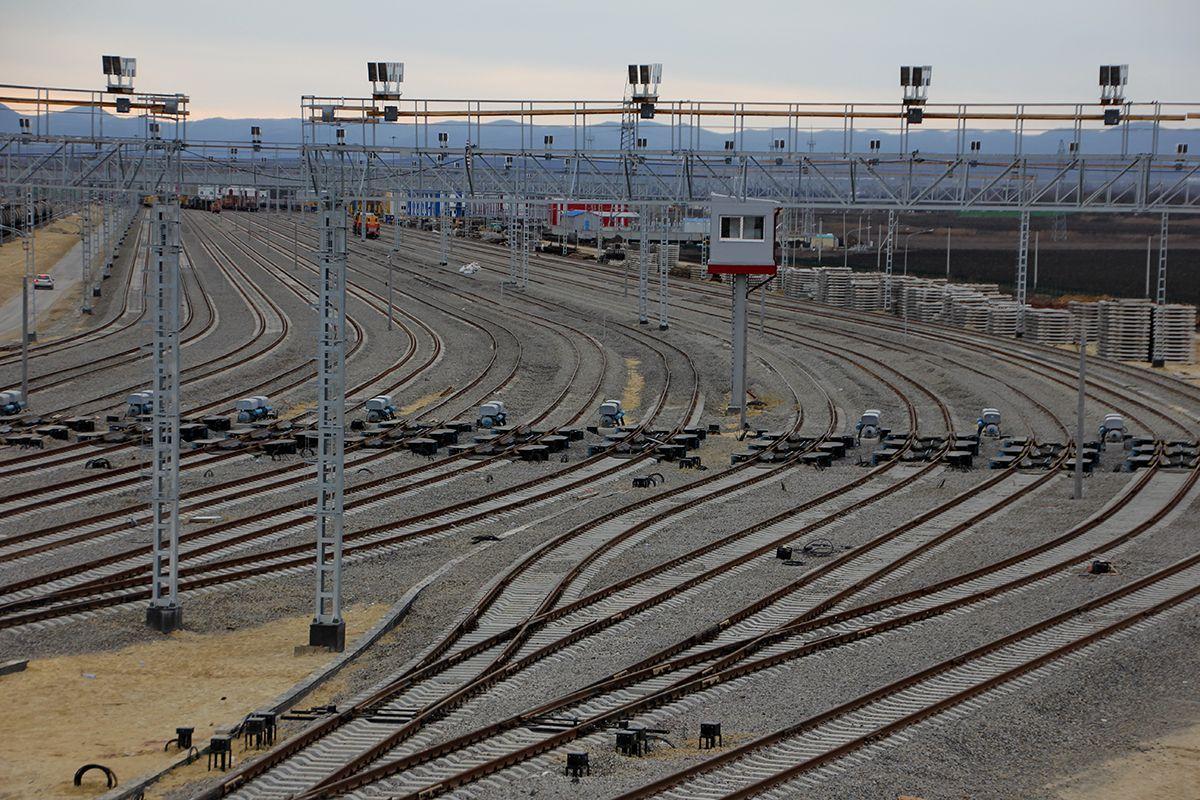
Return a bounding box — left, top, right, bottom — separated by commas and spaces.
32, 274, 54, 290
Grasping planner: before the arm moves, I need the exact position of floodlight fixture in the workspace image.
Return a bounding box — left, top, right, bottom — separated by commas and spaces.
1099, 64, 1128, 105
900, 64, 931, 105
383, 105, 399, 122
906, 107, 924, 125
367, 61, 404, 100
102, 55, 137, 93
115, 97, 131, 114
1103, 108, 1121, 126
624, 62, 662, 102
160, 97, 180, 115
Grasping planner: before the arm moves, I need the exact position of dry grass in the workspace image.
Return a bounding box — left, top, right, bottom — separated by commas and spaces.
0, 603, 387, 799
400, 387, 454, 416
279, 400, 316, 421
621, 357, 644, 422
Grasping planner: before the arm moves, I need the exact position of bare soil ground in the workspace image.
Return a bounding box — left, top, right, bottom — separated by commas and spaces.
0, 603, 387, 800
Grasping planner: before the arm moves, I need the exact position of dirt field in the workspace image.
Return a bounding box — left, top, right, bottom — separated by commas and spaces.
0, 603, 387, 800
1050, 722, 1200, 800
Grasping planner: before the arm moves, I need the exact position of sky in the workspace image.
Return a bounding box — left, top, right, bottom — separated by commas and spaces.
2, 0, 1198, 120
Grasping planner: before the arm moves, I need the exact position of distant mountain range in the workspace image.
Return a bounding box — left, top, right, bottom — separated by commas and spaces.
3, 103, 1198, 155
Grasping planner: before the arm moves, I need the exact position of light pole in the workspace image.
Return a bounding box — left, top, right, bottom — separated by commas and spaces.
844, 223, 871, 269
902, 228, 935, 276
945, 225, 951, 278
0, 223, 31, 409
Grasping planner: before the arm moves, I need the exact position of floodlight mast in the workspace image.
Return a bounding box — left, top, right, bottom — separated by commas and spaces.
104, 55, 194, 634
145, 195, 183, 634
298, 61, 404, 651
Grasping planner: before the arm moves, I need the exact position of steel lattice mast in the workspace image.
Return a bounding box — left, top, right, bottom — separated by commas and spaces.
309, 189, 349, 651
146, 195, 183, 632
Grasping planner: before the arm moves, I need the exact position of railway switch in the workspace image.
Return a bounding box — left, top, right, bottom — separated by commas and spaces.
856, 409, 882, 442
0, 391, 26, 416
235, 396, 275, 424
125, 390, 154, 417
477, 400, 507, 429
977, 408, 1003, 438
599, 399, 625, 428
366, 395, 397, 423
1098, 414, 1127, 446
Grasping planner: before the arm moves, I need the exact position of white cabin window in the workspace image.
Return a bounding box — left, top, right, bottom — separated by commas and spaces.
719, 214, 765, 241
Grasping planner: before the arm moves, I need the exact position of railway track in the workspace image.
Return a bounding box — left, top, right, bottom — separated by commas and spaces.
0, 271, 703, 626
180, 216, 1198, 800
184, 215, 974, 796
615, 539, 1200, 799
286, 451, 1193, 800
3, 210, 1193, 800
393, 226, 1194, 442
